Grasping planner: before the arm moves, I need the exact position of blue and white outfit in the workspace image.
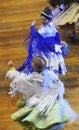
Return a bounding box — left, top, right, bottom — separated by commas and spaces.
38, 21, 67, 75
17, 21, 67, 75
6, 69, 78, 129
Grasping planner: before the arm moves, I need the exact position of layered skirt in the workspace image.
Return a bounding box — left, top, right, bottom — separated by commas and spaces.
11, 98, 78, 129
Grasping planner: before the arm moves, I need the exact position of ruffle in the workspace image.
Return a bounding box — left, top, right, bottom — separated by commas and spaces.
17, 26, 66, 74
11, 99, 78, 129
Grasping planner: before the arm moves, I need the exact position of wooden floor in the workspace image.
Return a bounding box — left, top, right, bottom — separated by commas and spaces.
0, 0, 79, 130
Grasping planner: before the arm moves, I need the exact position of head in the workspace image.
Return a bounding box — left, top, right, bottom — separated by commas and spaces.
40, 6, 53, 24
32, 56, 46, 72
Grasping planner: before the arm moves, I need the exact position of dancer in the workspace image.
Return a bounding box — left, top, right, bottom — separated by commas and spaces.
17, 6, 67, 76
6, 56, 79, 130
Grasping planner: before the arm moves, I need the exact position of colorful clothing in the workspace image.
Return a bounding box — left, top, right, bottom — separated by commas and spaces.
17, 22, 67, 75
6, 69, 78, 129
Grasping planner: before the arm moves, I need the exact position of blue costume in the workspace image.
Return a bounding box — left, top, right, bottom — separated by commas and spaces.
17, 22, 67, 75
